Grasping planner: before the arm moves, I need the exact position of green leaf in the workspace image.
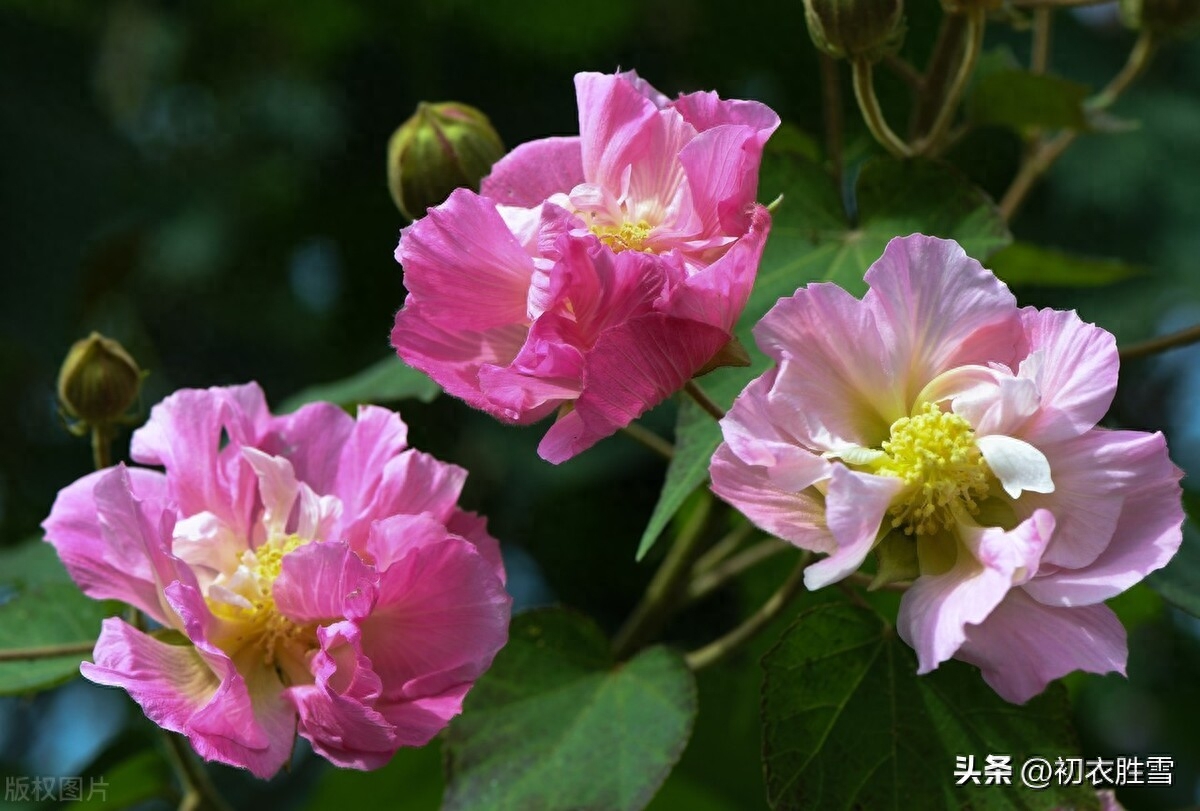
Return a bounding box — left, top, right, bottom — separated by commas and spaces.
1147, 519, 1200, 618
305, 740, 444, 810
761, 603, 1097, 811
279, 354, 441, 412
968, 70, 1092, 132
0, 540, 113, 694
69, 751, 173, 809
442, 608, 697, 811
636, 147, 1012, 559
988, 242, 1145, 288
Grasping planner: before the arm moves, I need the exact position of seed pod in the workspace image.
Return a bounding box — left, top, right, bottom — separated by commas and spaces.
387, 101, 505, 221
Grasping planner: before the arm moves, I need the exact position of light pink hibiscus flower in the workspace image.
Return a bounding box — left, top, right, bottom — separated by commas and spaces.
710, 234, 1183, 703
42, 384, 511, 777
391, 70, 779, 463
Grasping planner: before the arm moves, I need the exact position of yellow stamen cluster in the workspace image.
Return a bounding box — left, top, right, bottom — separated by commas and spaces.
590, 220, 653, 253
208, 535, 312, 667
874, 402, 990, 536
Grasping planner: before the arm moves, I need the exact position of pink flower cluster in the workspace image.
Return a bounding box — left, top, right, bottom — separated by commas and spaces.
43, 384, 511, 776
391, 71, 779, 463
711, 234, 1184, 703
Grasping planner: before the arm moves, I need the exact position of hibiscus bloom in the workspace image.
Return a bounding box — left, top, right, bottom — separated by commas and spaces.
710, 234, 1183, 703
391, 70, 779, 463
42, 384, 511, 776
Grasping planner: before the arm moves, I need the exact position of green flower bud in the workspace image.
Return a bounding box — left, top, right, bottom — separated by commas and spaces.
387, 101, 505, 221
803, 0, 906, 62
57, 332, 142, 429
1121, 0, 1200, 36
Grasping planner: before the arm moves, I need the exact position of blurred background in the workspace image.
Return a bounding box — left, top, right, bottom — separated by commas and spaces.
1, 0, 1198, 808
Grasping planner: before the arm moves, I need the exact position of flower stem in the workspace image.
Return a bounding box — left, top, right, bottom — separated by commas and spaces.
1030, 6, 1053, 75
91, 423, 114, 470
687, 539, 793, 603
1119, 322, 1200, 361
0, 641, 98, 661
819, 52, 845, 190
684, 553, 809, 671
161, 731, 232, 811
914, 6, 985, 155
618, 422, 674, 460
999, 31, 1157, 221
612, 492, 713, 660
851, 58, 914, 159
691, 522, 755, 575
683, 380, 726, 421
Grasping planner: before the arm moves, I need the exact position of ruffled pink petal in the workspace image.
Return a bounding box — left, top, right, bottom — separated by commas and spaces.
378, 682, 475, 748
274, 542, 377, 624
163, 581, 297, 778
805, 466, 904, 590
130, 384, 270, 536
897, 511, 1053, 674
360, 539, 510, 702
261, 401, 355, 496
477, 320, 585, 420
753, 282, 898, 449
288, 622, 399, 771
719, 369, 833, 489
340, 449, 468, 555
241, 449, 300, 538
1023, 431, 1183, 605
480, 136, 584, 206
864, 235, 1022, 407
670, 90, 781, 140
537, 313, 730, 463
396, 188, 537, 330
709, 444, 833, 554
548, 237, 672, 341
390, 303, 528, 414
445, 509, 506, 586
364, 513, 449, 573
1017, 308, 1119, 443
574, 72, 661, 190
941, 370, 1040, 438
42, 467, 170, 623
668, 205, 769, 333
956, 590, 1126, 704
677, 125, 769, 236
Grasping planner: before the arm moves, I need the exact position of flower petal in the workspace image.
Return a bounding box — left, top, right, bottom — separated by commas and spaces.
261, 401, 355, 496
1017, 307, 1118, 443
710, 444, 833, 554
898, 511, 1053, 673
669, 205, 769, 333
574, 72, 661, 190
956, 590, 1126, 704
1023, 431, 1183, 605
977, 434, 1054, 498
805, 466, 904, 589
396, 188, 537, 330
275, 542, 377, 624
480, 136, 584, 206
360, 540, 510, 702
864, 235, 1022, 407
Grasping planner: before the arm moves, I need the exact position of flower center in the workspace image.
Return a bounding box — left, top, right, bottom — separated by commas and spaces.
874, 402, 990, 536
206, 534, 314, 670
590, 220, 653, 253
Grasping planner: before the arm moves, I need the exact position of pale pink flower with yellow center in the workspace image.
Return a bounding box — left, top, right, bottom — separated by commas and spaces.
710, 234, 1184, 703
391, 70, 779, 463
42, 384, 510, 777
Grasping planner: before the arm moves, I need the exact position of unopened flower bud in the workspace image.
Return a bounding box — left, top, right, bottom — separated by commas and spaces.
57, 332, 142, 429
1120, 0, 1200, 36
803, 0, 906, 62
387, 101, 505, 221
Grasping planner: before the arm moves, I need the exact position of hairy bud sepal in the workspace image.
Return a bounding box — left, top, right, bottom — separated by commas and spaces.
803, 0, 906, 62
57, 332, 143, 434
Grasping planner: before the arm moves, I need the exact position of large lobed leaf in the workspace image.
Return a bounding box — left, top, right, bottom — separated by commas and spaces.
0, 540, 113, 694
442, 608, 697, 811
636, 148, 1012, 559
761, 603, 1098, 811
279, 354, 441, 413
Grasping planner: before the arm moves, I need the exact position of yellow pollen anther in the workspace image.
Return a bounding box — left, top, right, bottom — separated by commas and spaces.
874, 402, 990, 536
590, 220, 653, 253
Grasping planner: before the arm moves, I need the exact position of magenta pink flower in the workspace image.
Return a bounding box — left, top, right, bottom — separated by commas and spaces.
42, 384, 511, 777
391, 71, 779, 463
710, 234, 1183, 703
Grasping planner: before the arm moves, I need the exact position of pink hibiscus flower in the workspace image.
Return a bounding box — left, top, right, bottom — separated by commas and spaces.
391, 70, 779, 463
710, 234, 1184, 703
42, 384, 511, 777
